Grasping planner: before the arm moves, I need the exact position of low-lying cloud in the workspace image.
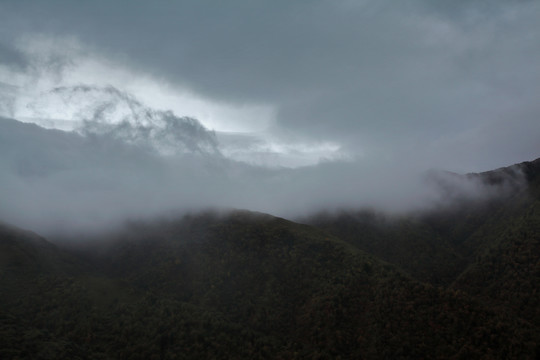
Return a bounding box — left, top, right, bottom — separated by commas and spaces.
0, 113, 527, 237
0, 1, 539, 236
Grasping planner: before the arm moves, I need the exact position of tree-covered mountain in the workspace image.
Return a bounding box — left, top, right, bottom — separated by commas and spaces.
305, 157, 540, 355
1, 158, 540, 359
307, 158, 540, 286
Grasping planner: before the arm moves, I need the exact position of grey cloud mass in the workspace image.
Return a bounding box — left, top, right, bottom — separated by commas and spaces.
2, 0, 538, 170
0, 0, 539, 234
0, 116, 521, 236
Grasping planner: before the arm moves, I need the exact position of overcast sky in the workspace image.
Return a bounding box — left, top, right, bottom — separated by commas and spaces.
0, 0, 539, 234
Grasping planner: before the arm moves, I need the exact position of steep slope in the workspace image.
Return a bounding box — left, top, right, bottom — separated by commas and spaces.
0, 222, 138, 358
307, 158, 540, 285
306, 157, 540, 335
3, 213, 537, 359
306, 210, 467, 285
0, 222, 75, 275
449, 158, 540, 325
75, 210, 539, 359
423, 157, 540, 260
0, 222, 84, 306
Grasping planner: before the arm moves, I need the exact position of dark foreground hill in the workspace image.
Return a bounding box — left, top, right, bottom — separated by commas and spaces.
1, 158, 540, 359
307, 157, 540, 327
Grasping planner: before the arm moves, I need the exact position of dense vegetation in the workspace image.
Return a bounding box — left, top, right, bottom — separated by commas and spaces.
1, 158, 539, 359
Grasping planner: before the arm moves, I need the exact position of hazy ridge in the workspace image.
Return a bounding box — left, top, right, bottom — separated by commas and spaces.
1, 157, 539, 358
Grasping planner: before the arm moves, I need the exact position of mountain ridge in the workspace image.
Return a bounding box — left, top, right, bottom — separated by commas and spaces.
1, 157, 540, 358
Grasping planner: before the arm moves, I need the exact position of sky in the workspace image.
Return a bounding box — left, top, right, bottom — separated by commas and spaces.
0, 0, 539, 235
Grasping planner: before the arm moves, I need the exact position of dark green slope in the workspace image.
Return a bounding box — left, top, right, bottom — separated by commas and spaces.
0, 223, 91, 359
307, 158, 540, 286
306, 210, 467, 285
0, 220, 271, 359
2, 172, 540, 359
423, 157, 540, 260
0, 222, 84, 309
69, 211, 538, 359
0, 222, 139, 359
449, 159, 540, 325
305, 158, 540, 342
418, 158, 540, 326
0, 222, 78, 276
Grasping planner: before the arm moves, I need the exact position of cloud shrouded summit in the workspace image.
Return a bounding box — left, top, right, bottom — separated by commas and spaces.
0, 0, 539, 233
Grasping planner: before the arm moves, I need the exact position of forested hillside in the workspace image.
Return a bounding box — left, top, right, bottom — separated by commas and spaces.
1, 158, 539, 359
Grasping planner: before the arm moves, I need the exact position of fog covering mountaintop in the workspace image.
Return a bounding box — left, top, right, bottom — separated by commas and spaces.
0, 114, 533, 237
1, 0, 540, 235
1, 160, 539, 357
1, 3, 540, 358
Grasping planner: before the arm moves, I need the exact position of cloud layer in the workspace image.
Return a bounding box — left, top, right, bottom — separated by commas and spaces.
0, 1, 539, 234
0, 116, 526, 237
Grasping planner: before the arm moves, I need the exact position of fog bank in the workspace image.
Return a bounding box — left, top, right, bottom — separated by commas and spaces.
0, 116, 527, 237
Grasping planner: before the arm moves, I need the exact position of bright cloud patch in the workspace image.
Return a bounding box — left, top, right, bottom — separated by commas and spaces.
1, 36, 343, 167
